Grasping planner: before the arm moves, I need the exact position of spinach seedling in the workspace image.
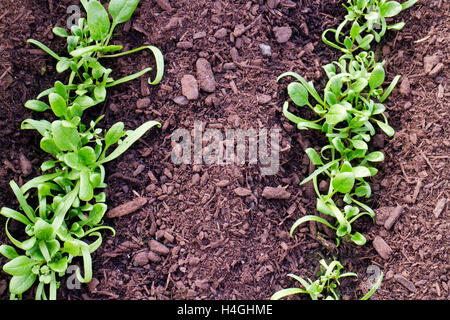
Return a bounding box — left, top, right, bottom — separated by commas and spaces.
0, 0, 163, 300
271, 259, 383, 300
322, 0, 418, 54
271, 259, 358, 300
277, 0, 417, 246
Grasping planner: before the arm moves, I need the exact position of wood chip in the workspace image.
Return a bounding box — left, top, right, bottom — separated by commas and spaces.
372, 236, 393, 260
19, 153, 32, 177
234, 187, 252, 197
384, 205, 403, 230
149, 240, 170, 255
394, 275, 417, 293
261, 186, 291, 200
106, 197, 148, 218
433, 198, 447, 218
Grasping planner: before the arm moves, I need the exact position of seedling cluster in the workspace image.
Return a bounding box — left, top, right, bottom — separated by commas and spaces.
0, 0, 163, 299
271, 259, 383, 300
274, 0, 417, 299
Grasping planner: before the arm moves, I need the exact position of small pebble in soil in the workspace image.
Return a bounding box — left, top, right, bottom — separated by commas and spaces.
172, 95, 189, 106
372, 235, 393, 260
257, 94, 271, 104
214, 28, 228, 39
149, 240, 170, 255
273, 26, 292, 43
177, 41, 193, 49
234, 187, 252, 197
261, 186, 291, 200
181, 74, 199, 100
196, 58, 216, 93
133, 251, 149, 266
258, 43, 272, 57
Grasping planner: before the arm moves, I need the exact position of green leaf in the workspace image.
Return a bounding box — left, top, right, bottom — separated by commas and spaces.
25, 100, 51, 112
3, 256, 38, 276
369, 65, 385, 89
10, 273, 37, 295
270, 288, 308, 300
355, 183, 371, 198
75, 245, 93, 283
352, 139, 368, 150
94, 85, 107, 101
288, 82, 309, 107
374, 119, 395, 137
0, 245, 19, 260
46, 239, 61, 259
341, 161, 353, 173
109, 0, 140, 26
401, 0, 418, 11
326, 104, 349, 125
277, 72, 324, 105
73, 95, 97, 110
350, 78, 368, 93
87, 0, 110, 42
380, 75, 401, 102
79, 146, 97, 165
299, 160, 338, 186
49, 93, 67, 117
290, 215, 336, 236
105, 122, 125, 147
34, 218, 56, 240
51, 182, 80, 230
351, 232, 367, 245
79, 170, 94, 202
69, 44, 102, 57
52, 27, 69, 38
325, 91, 337, 106
332, 172, 355, 193
89, 203, 107, 225
10, 180, 36, 223
358, 34, 374, 49
317, 198, 335, 216
40, 136, 60, 154
380, 1, 402, 18
98, 121, 161, 164
103, 46, 165, 86
329, 75, 343, 95
0, 207, 32, 226
20, 172, 64, 194
63, 240, 81, 256
27, 39, 61, 61
305, 148, 323, 166
372, 103, 386, 115
56, 58, 72, 73
52, 120, 80, 151
388, 22, 405, 30
352, 166, 371, 178
21, 119, 52, 136
48, 257, 68, 273
366, 151, 385, 162
350, 21, 360, 40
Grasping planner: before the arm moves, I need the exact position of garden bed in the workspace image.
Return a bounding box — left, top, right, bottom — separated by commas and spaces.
0, 0, 448, 300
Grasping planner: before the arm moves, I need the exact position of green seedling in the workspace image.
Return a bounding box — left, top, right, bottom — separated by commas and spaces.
271, 259, 358, 300
278, 52, 397, 245
0, 0, 163, 300
277, 1, 417, 246
271, 259, 383, 300
322, 0, 418, 54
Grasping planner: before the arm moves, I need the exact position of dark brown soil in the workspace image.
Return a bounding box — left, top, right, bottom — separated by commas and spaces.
0, 0, 448, 300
